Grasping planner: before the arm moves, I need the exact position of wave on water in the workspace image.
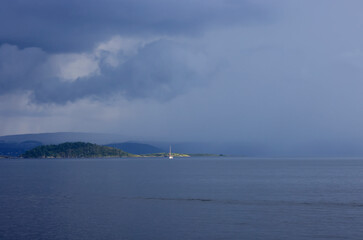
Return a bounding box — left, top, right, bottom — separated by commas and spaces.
131, 197, 213, 202
125, 196, 363, 208
2, 194, 363, 208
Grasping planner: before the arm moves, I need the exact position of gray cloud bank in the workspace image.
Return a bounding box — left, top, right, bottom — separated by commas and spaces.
0, 0, 267, 52
0, 40, 209, 104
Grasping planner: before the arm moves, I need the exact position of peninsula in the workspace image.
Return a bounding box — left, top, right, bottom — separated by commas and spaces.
20, 141, 223, 159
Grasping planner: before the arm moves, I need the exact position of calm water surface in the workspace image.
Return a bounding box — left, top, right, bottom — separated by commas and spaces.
1, 157, 363, 240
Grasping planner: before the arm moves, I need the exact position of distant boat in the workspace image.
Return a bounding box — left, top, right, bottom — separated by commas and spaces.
169, 145, 173, 159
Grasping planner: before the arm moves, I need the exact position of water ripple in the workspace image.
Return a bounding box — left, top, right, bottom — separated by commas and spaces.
125, 196, 363, 208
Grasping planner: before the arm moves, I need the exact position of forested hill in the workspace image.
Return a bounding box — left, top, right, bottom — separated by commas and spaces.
21, 142, 136, 158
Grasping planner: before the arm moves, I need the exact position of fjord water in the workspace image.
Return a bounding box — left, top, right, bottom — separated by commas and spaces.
1, 158, 363, 240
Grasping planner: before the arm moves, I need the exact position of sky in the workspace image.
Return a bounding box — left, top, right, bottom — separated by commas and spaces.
1, 0, 363, 155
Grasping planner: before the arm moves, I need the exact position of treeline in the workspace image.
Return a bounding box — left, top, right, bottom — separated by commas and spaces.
21, 142, 135, 158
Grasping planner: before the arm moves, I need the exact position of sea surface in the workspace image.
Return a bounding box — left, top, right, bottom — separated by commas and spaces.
1, 157, 363, 240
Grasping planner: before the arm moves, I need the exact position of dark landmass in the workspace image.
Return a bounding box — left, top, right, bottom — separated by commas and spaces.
0, 133, 235, 156
21, 142, 137, 158
0, 137, 224, 158
106, 142, 164, 154
18, 141, 222, 159
0, 141, 43, 156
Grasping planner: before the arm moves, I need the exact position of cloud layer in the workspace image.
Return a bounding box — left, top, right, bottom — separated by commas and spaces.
0, 0, 267, 104
0, 0, 267, 52
0, 37, 210, 104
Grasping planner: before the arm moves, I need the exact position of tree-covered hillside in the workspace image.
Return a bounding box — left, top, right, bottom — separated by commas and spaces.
21, 142, 136, 158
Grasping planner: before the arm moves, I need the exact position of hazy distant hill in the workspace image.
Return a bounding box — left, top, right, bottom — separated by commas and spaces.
106, 142, 164, 154
0, 132, 128, 145
22, 142, 135, 158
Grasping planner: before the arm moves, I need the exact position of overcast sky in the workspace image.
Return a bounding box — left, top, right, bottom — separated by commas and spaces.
1, 0, 363, 153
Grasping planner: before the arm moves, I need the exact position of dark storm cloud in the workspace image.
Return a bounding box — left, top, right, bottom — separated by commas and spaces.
0, 0, 269, 52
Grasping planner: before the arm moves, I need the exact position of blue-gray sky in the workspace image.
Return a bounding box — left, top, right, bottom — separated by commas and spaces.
1, 0, 363, 155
